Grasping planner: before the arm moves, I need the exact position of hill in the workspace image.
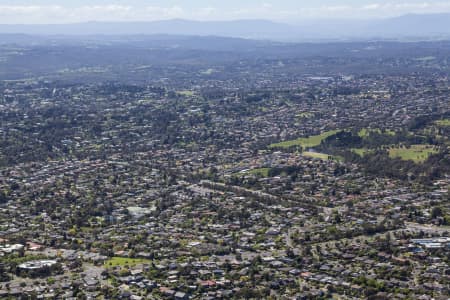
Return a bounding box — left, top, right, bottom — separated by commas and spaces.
1, 14, 450, 41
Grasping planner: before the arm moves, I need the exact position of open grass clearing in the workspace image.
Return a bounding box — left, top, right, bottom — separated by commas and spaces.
176, 90, 195, 97
388, 145, 439, 163
104, 257, 152, 267
358, 128, 395, 138
414, 56, 436, 61
269, 130, 340, 149
351, 148, 371, 156
245, 168, 271, 177
435, 119, 450, 127
201, 68, 215, 75
237, 168, 271, 177
302, 151, 330, 160
296, 112, 314, 119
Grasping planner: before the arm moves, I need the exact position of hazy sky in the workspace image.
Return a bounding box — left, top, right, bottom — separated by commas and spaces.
1, 1, 450, 23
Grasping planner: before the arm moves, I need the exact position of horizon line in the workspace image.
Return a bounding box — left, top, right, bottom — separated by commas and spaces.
0, 12, 448, 26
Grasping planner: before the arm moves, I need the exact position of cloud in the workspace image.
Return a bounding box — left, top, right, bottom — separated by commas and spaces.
0, 4, 184, 23
193, 7, 217, 19
0, 5, 64, 15
268, 2, 450, 20
0, 5, 68, 23
145, 5, 185, 19
363, 4, 381, 10
69, 5, 134, 21
0, 2, 450, 23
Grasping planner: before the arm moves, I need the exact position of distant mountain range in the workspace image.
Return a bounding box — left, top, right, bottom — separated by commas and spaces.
0, 14, 450, 41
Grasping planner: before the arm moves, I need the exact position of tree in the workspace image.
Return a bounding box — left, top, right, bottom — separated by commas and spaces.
286, 248, 295, 259
431, 207, 443, 219
0, 191, 9, 204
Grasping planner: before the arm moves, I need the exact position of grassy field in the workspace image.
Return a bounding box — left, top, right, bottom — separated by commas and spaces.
296, 112, 314, 119
105, 257, 152, 267
388, 145, 438, 163
246, 168, 271, 177
358, 128, 395, 138
352, 148, 371, 156
414, 56, 436, 61
435, 119, 450, 127
201, 68, 214, 75
269, 130, 340, 149
177, 90, 195, 97
302, 151, 330, 160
